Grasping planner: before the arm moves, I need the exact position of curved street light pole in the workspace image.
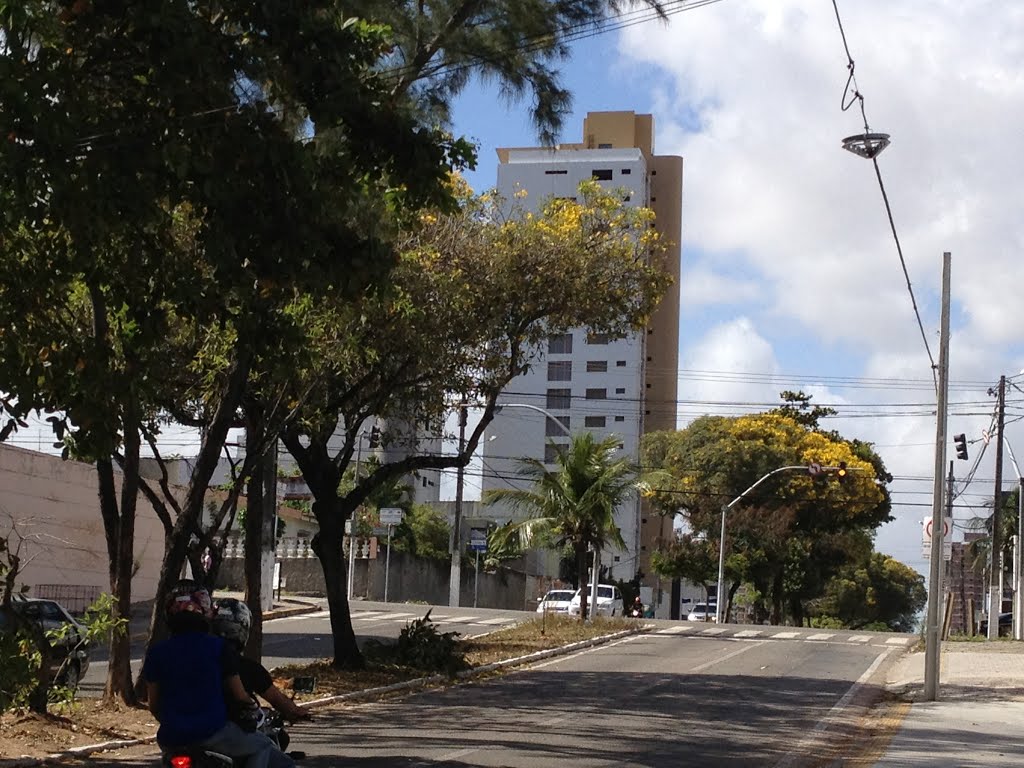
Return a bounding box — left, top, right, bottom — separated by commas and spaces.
494, 402, 572, 436
715, 466, 811, 624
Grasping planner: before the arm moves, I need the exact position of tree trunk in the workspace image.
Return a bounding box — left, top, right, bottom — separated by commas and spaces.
770, 570, 784, 625
311, 501, 364, 669
727, 580, 742, 624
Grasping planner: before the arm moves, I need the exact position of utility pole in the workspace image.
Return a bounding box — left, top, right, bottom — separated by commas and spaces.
924, 252, 950, 701
448, 399, 468, 607
989, 374, 1007, 641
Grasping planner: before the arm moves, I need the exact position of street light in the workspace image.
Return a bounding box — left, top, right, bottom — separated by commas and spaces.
493, 403, 572, 436
714, 464, 859, 624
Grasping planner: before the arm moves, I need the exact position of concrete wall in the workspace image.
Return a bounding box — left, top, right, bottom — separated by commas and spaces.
216, 550, 533, 611
0, 444, 167, 604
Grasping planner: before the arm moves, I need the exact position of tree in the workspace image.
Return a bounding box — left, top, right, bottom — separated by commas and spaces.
484, 432, 638, 621
278, 182, 667, 663
650, 534, 718, 604
642, 408, 892, 624
0, 1, 469, 701
810, 552, 926, 632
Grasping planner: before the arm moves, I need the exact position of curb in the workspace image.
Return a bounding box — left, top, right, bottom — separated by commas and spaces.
11, 624, 646, 766
126, 601, 320, 643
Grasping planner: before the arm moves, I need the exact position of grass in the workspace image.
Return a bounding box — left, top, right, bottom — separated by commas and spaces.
273, 614, 637, 701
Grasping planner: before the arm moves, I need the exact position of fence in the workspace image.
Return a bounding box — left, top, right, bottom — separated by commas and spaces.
32, 584, 103, 615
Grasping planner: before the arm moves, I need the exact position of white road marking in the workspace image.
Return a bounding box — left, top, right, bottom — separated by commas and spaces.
656, 625, 693, 635
700, 627, 727, 636
771, 631, 799, 639
445, 615, 481, 623
773, 648, 892, 768
885, 636, 913, 645
476, 617, 518, 625
806, 633, 835, 641
848, 635, 872, 643
735, 630, 762, 638
690, 641, 765, 672
354, 611, 415, 621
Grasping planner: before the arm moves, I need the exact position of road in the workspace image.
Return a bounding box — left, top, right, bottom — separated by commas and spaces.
80, 600, 535, 693
82, 606, 912, 766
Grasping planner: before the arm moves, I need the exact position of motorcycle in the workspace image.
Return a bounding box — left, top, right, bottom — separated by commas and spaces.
628, 603, 645, 618
160, 702, 300, 767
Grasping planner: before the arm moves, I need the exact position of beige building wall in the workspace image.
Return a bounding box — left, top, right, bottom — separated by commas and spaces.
0, 444, 167, 604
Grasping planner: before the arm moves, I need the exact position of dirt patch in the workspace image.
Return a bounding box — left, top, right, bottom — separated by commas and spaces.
0, 701, 157, 761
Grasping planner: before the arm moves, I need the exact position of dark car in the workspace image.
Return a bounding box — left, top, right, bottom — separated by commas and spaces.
0, 597, 90, 688
979, 612, 1012, 637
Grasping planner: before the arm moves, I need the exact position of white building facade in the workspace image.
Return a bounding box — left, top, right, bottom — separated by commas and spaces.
481, 112, 682, 601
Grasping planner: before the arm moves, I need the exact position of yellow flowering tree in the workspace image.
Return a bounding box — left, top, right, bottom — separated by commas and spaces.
642, 405, 893, 625
275, 180, 670, 667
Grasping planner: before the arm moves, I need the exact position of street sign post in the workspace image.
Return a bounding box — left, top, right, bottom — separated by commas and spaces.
469, 527, 488, 608
380, 509, 403, 603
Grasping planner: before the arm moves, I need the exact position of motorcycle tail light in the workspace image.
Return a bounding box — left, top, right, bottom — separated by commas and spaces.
170, 757, 192, 768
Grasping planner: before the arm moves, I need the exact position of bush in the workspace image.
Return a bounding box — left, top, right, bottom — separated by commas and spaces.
364, 610, 469, 677
0, 617, 41, 713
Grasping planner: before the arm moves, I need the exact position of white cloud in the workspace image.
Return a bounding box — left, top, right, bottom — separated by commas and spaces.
617, 1, 1024, 575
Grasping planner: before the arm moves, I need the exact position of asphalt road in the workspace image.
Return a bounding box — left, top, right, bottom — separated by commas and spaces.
81, 608, 912, 767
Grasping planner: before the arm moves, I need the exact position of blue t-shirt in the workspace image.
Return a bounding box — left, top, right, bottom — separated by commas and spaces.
142, 631, 238, 747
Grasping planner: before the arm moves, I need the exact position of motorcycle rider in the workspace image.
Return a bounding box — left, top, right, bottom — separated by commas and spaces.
142, 580, 293, 768
630, 595, 644, 617
212, 597, 310, 724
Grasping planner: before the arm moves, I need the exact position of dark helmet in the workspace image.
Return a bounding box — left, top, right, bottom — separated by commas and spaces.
212, 597, 252, 651
164, 580, 213, 633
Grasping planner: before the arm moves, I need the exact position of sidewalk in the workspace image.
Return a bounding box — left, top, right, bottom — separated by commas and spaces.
872, 642, 1024, 766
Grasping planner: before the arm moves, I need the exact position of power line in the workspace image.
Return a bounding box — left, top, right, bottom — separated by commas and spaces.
831, 0, 936, 387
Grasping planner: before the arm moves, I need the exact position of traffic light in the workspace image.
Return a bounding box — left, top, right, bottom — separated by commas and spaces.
835, 461, 848, 483
953, 433, 968, 461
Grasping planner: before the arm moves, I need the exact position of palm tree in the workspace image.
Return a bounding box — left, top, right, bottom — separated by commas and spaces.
483, 432, 637, 620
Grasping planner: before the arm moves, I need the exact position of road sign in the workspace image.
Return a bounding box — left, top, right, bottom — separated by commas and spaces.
922, 516, 952, 561
380, 507, 404, 525
808, 462, 823, 476
468, 527, 488, 553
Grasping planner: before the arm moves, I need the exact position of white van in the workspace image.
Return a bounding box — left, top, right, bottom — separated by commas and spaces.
567, 584, 623, 617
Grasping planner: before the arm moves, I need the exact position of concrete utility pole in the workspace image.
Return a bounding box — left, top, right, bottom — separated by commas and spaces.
990, 375, 1006, 641
1003, 438, 1024, 641
448, 399, 468, 608
924, 251, 950, 701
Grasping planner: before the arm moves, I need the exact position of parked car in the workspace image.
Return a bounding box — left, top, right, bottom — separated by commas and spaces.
567, 584, 623, 617
536, 589, 576, 615
979, 612, 1012, 637
686, 603, 718, 622
0, 597, 90, 688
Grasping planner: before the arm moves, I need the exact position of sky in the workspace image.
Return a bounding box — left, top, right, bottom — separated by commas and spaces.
447, 0, 1024, 580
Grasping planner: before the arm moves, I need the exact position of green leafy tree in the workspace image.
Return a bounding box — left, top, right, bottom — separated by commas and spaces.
650, 534, 718, 603
0, 0, 470, 699
642, 409, 892, 624
391, 504, 452, 562
484, 432, 638, 621
280, 182, 668, 665
810, 552, 926, 632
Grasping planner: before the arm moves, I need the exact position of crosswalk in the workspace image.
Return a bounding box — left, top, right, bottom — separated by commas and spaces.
277, 608, 519, 629
651, 624, 914, 647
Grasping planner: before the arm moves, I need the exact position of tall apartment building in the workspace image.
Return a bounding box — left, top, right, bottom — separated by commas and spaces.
480, 111, 682, 613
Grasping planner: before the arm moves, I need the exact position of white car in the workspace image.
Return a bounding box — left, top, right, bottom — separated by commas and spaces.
567, 584, 623, 617
686, 603, 717, 622
536, 589, 576, 614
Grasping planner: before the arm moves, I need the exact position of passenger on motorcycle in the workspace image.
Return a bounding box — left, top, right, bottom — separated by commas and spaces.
630, 596, 645, 617
142, 581, 294, 768
212, 597, 310, 723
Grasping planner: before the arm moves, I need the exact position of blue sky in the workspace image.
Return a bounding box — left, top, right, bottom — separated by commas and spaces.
445, 0, 1024, 579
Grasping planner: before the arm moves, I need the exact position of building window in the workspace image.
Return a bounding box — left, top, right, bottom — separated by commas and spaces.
585, 388, 606, 400
615, 388, 625, 394
547, 361, 572, 381
546, 416, 570, 436
614, 555, 621, 562
547, 389, 571, 409
592, 169, 613, 181
585, 416, 606, 428
651, 170, 657, 176
615, 416, 625, 422
621, 168, 631, 175
544, 169, 568, 175
548, 333, 573, 354
616, 361, 627, 367
544, 443, 566, 464
586, 360, 608, 373
598, 143, 613, 149
587, 333, 610, 345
